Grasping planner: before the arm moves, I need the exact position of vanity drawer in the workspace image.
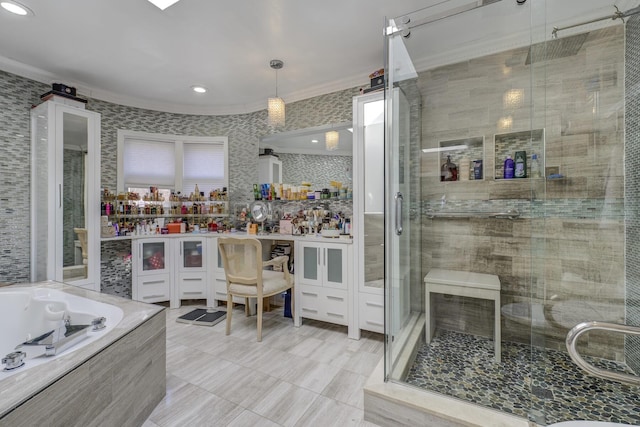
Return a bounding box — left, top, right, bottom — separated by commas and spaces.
323, 288, 348, 325
177, 272, 207, 299
359, 293, 384, 333
299, 285, 323, 318
135, 273, 171, 303
298, 285, 348, 326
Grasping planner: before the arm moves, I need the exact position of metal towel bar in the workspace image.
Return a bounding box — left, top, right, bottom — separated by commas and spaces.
426, 209, 520, 220
566, 321, 640, 385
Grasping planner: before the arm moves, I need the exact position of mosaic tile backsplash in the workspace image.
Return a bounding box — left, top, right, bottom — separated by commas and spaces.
625, 15, 640, 374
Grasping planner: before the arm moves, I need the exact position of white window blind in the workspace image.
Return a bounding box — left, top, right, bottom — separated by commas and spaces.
182, 142, 225, 195
123, 139, 175, 188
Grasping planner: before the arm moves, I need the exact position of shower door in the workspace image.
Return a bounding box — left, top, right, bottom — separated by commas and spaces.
381, 1, 640, 426
384, 22, 420, 379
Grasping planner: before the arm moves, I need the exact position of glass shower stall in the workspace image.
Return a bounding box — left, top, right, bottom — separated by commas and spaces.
379, 0, 640, 425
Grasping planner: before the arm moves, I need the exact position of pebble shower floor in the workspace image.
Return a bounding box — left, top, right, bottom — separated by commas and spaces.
405, 329, 640, 425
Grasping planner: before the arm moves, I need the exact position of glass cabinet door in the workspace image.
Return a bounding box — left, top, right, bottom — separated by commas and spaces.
324, 245, 347, 288
302, 245, 320, 283
141, 241, 166, 272
182, 240, 203, 269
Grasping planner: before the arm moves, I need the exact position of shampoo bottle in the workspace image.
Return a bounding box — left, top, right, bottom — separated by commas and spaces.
504, 155, 515, 179
514, 151, 527, 178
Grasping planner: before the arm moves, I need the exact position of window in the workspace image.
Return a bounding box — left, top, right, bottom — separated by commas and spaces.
117, 130, 228, 197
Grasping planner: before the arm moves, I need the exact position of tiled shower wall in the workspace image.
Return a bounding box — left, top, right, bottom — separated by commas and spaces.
625, 15, 640, 374
0, 67, 360, 286
419, 26, 626, 359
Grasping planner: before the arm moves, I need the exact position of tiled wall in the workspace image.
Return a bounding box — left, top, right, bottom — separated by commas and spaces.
280, 153, 352, 190
0, 67, 359, 292
625, 15, 640, 374
0, 72, 48, 283
418, 26, 626, 359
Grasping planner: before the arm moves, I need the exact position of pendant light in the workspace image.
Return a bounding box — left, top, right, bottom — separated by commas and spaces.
268, 59, 285, 127
325, 131, 339, 151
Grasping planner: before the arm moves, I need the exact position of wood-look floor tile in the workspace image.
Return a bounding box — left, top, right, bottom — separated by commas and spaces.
226, 409, 283, 427
294, 395, 365, 427
322, 369, 368, 409
149, 382, 243, 427
249, 381, 319, 427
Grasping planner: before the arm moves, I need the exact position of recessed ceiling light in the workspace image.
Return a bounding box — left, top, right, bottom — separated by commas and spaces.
1, 1, 33, 16
147, 0, 180, 10
311, 139, 319, 144
191, 86, 207, 94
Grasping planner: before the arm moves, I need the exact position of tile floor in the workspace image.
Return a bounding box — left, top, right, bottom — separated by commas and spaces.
142, 303, 384, 427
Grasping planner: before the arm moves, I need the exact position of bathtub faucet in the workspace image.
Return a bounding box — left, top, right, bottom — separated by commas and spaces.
15, 322, 91, 357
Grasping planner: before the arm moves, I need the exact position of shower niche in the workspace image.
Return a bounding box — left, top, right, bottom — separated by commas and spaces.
494, 129, 545, 180
438, 136, 484, 181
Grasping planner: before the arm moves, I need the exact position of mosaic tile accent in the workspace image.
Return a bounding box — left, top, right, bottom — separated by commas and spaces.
406, 330, 640, 425
625, 15, 640, 374
100, 240, 132, 298
0, 70, 48, 283
279, 153, 352, 190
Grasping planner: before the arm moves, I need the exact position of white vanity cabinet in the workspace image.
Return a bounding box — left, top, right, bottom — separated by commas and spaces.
132, 238, 174, 306
30, 98, 101, 291
175, 236, 210, 305
295, 240, 355, 337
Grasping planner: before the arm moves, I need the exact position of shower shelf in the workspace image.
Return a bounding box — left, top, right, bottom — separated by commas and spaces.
425, 209, 520, 220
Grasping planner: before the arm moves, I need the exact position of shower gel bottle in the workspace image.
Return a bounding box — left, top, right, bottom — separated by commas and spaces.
504, 155, 515, 179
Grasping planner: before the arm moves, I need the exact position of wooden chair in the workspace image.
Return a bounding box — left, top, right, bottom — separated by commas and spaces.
217, 236, 294, 341
73, 228, 88, 276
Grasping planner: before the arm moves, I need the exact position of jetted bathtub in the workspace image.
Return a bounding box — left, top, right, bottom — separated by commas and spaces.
0, 286, 123, 378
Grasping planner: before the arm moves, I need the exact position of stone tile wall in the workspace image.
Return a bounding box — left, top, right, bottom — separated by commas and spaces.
417, 26, 626, 359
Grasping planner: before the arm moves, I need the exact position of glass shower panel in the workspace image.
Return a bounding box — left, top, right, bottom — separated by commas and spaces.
382, 0, 640, 425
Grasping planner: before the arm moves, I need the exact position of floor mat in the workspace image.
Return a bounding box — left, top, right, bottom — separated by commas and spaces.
176, 308, 226, 326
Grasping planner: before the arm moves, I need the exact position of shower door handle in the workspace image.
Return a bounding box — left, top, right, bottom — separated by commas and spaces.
395, 192, 403, 236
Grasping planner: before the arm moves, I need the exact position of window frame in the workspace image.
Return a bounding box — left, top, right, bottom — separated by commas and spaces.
116, 129, 228, 195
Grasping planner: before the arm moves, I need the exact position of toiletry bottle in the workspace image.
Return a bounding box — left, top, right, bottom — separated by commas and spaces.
441, 155, 458, 181
514, 151, 527, 178
459, 157, 470, 181
531, 154, 541, 178
504, 155, 515, 179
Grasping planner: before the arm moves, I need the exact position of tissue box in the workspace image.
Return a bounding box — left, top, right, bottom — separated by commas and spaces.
279, 220, 292, 235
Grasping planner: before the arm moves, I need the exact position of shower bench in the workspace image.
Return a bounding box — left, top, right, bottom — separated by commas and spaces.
424, 269, 501, 362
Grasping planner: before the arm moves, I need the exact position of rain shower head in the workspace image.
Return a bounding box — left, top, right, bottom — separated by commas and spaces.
525, 32, 589, 65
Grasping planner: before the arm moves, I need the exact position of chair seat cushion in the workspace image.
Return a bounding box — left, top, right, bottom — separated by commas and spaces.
228, 270, 292, 297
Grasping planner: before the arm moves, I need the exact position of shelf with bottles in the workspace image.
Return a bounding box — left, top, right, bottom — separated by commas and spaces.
253, 181, 352, 202
494, 129, 545, 181
438, 136, 485, 182
101, 193, 229, 221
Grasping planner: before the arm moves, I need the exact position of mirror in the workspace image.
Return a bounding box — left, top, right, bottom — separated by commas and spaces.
62, 112, 89, 281
260, 122, 353, 156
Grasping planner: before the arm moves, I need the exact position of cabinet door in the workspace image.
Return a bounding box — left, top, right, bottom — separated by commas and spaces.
137, 239, 171, 275
299, 243, 323, 286
323, 244, 348, 289
178, 238, 205, 272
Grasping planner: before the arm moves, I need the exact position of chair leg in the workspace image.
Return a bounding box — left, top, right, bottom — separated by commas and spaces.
245, 298, 250, 316
257, 295, 263, 342
226, 293, 233, 336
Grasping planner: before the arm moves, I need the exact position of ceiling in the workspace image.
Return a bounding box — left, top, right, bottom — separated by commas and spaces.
0, 0, 636, 115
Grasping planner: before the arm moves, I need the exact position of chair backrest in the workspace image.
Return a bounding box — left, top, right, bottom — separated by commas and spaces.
73, 228, 88, 260
217, 237, 263, 286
